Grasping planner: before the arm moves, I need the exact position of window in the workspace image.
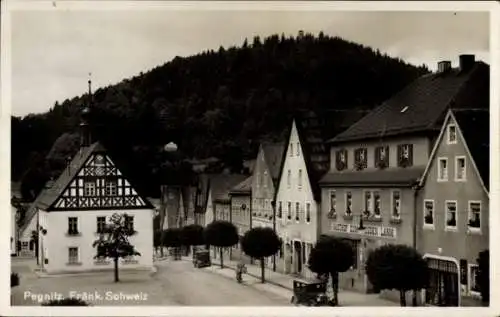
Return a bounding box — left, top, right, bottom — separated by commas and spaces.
68, 217, 78, 235
105, 180, 118, 196
468, 201, 481, 230
445, 201, 457, 229
397, 144, 413, 167
392, 191, 401, 218
424, 200, 434, 226
298, 169, 303, 188
364, 191, 373, 216
329, 191, 336, 216
125, 215, 134, 232
336, 149, 348, 171
97, 216, 106, 233
296, 142, 300, 156
278, 201, 282, 218
290, 143, 294, 157
354, 148, 368, 170
438, 158, 448, 181
468, 264, 480, 295
287, 202, 291, 220
306, 203, 311, 223
263, 171, 267, 188
68, 247, 79, 264
21, 241, 29, 250
455, 156, 466, 181
375, 146, 389, 169
373, 191, 381, 217
447, 124, 457, 144
287, 170, 291, 188
295, 202, 300, 222
345, 191, 352, 215
84, 181, 96, 196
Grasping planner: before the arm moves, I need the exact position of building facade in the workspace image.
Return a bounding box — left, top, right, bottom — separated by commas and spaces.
417, 109, 489, 306
319, 55, 489, 297
229, 176, 252, 261
275, 113, 330, 279
251, 142, 285, 269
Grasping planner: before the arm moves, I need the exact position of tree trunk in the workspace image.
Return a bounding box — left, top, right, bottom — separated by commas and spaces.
399, 290, 406, 306
412, 290, 418, 306
331, 272, 339, 306
114, 257, 119, 283
220, 247, 224, 268
260, 258, 265, 283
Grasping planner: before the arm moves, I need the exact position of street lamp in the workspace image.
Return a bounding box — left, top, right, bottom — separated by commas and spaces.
356, 213, 367, 291
271, 200, 277, 272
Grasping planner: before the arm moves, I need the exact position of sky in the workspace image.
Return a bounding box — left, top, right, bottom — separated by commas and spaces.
9, 8, 490, 117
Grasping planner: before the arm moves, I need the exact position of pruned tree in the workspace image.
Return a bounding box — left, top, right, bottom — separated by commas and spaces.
203, 220, 239, 268
92, 213, 141, 282
308, 235, 354, 306
42, 298, 89, 306
153, 230, 162, 255
180, 224, 205, 253
241, 227, 280, 283
162, 228, 183, 259
477, 249, 489, 305
365, 244, 428, 306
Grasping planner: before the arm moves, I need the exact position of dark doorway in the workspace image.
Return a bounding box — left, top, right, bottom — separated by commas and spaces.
425, 257, 459, 306
294, 241, 302, 274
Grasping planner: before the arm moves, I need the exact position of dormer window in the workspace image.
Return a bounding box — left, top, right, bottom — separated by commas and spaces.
336, 149, 348, 171
354, 148, 367, 170
447, 124, 457, 144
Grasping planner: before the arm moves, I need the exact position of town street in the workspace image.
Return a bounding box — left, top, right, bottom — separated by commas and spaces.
11, 258, 291, 306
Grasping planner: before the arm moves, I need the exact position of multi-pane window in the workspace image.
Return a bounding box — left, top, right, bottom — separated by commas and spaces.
68, 217, 78, 235
97, 216, 106, 233
373, 191, 381, 217
336, 149, 348, 171
446, 201, 457, 229
438, 158, 448, 181
375, 146, 389, 169
84, 181, 96, 196
296, 142, 300, 156
278, 201, 282, 218
424, 200, 434, 226
105, 180, 118, 196
125, 215, 134, 232
298, 169, 303, 188
68, 247, 79, 264
287, 170, 291, 188
392, 191, 401, 218
306, 203, 311, 223
295, 202, 300, 221
287, 202, 291, 220
455, 157, 466, 181
354, 148, 368, 170
345, 191, 352, 215
468, 201, 481, 229
447, 124, 457, 144
290, 143, 294, 157
329, 191, 336, 216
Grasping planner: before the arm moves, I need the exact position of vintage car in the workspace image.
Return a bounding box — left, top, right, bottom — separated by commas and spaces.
192, 249, 211, 268
290, 278, 329, 306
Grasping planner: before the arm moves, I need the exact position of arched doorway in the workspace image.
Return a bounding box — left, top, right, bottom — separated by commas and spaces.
424, 255, 460, 306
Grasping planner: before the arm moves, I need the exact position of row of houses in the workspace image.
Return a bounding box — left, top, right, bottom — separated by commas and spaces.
196, 55, 489, 306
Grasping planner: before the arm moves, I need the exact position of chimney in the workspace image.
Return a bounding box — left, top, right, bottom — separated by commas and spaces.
437, 61, 452, 73
459, 54, 475, 72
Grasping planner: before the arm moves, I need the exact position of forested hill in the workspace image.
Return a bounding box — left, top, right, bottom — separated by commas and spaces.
12, 31, 429, 200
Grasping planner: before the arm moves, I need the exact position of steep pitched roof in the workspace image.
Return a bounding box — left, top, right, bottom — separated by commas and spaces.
329, 62, 489, 143
210, 174, 248, 203
19, 187, 47, 235
261, 142, 285, 185
452, 109, 490, 191
229, 176, 253, 195
37, 142, 103, 210
419, 109, 489, 193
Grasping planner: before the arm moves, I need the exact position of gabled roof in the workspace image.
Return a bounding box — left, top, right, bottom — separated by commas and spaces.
229, 176, 253, 195
210, 174, 248, 203
37, 142, 103, 210
261, 142, 285, 185
329, 62, 489, 143
19, 187, 48, 235
419, 109, 489, 193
